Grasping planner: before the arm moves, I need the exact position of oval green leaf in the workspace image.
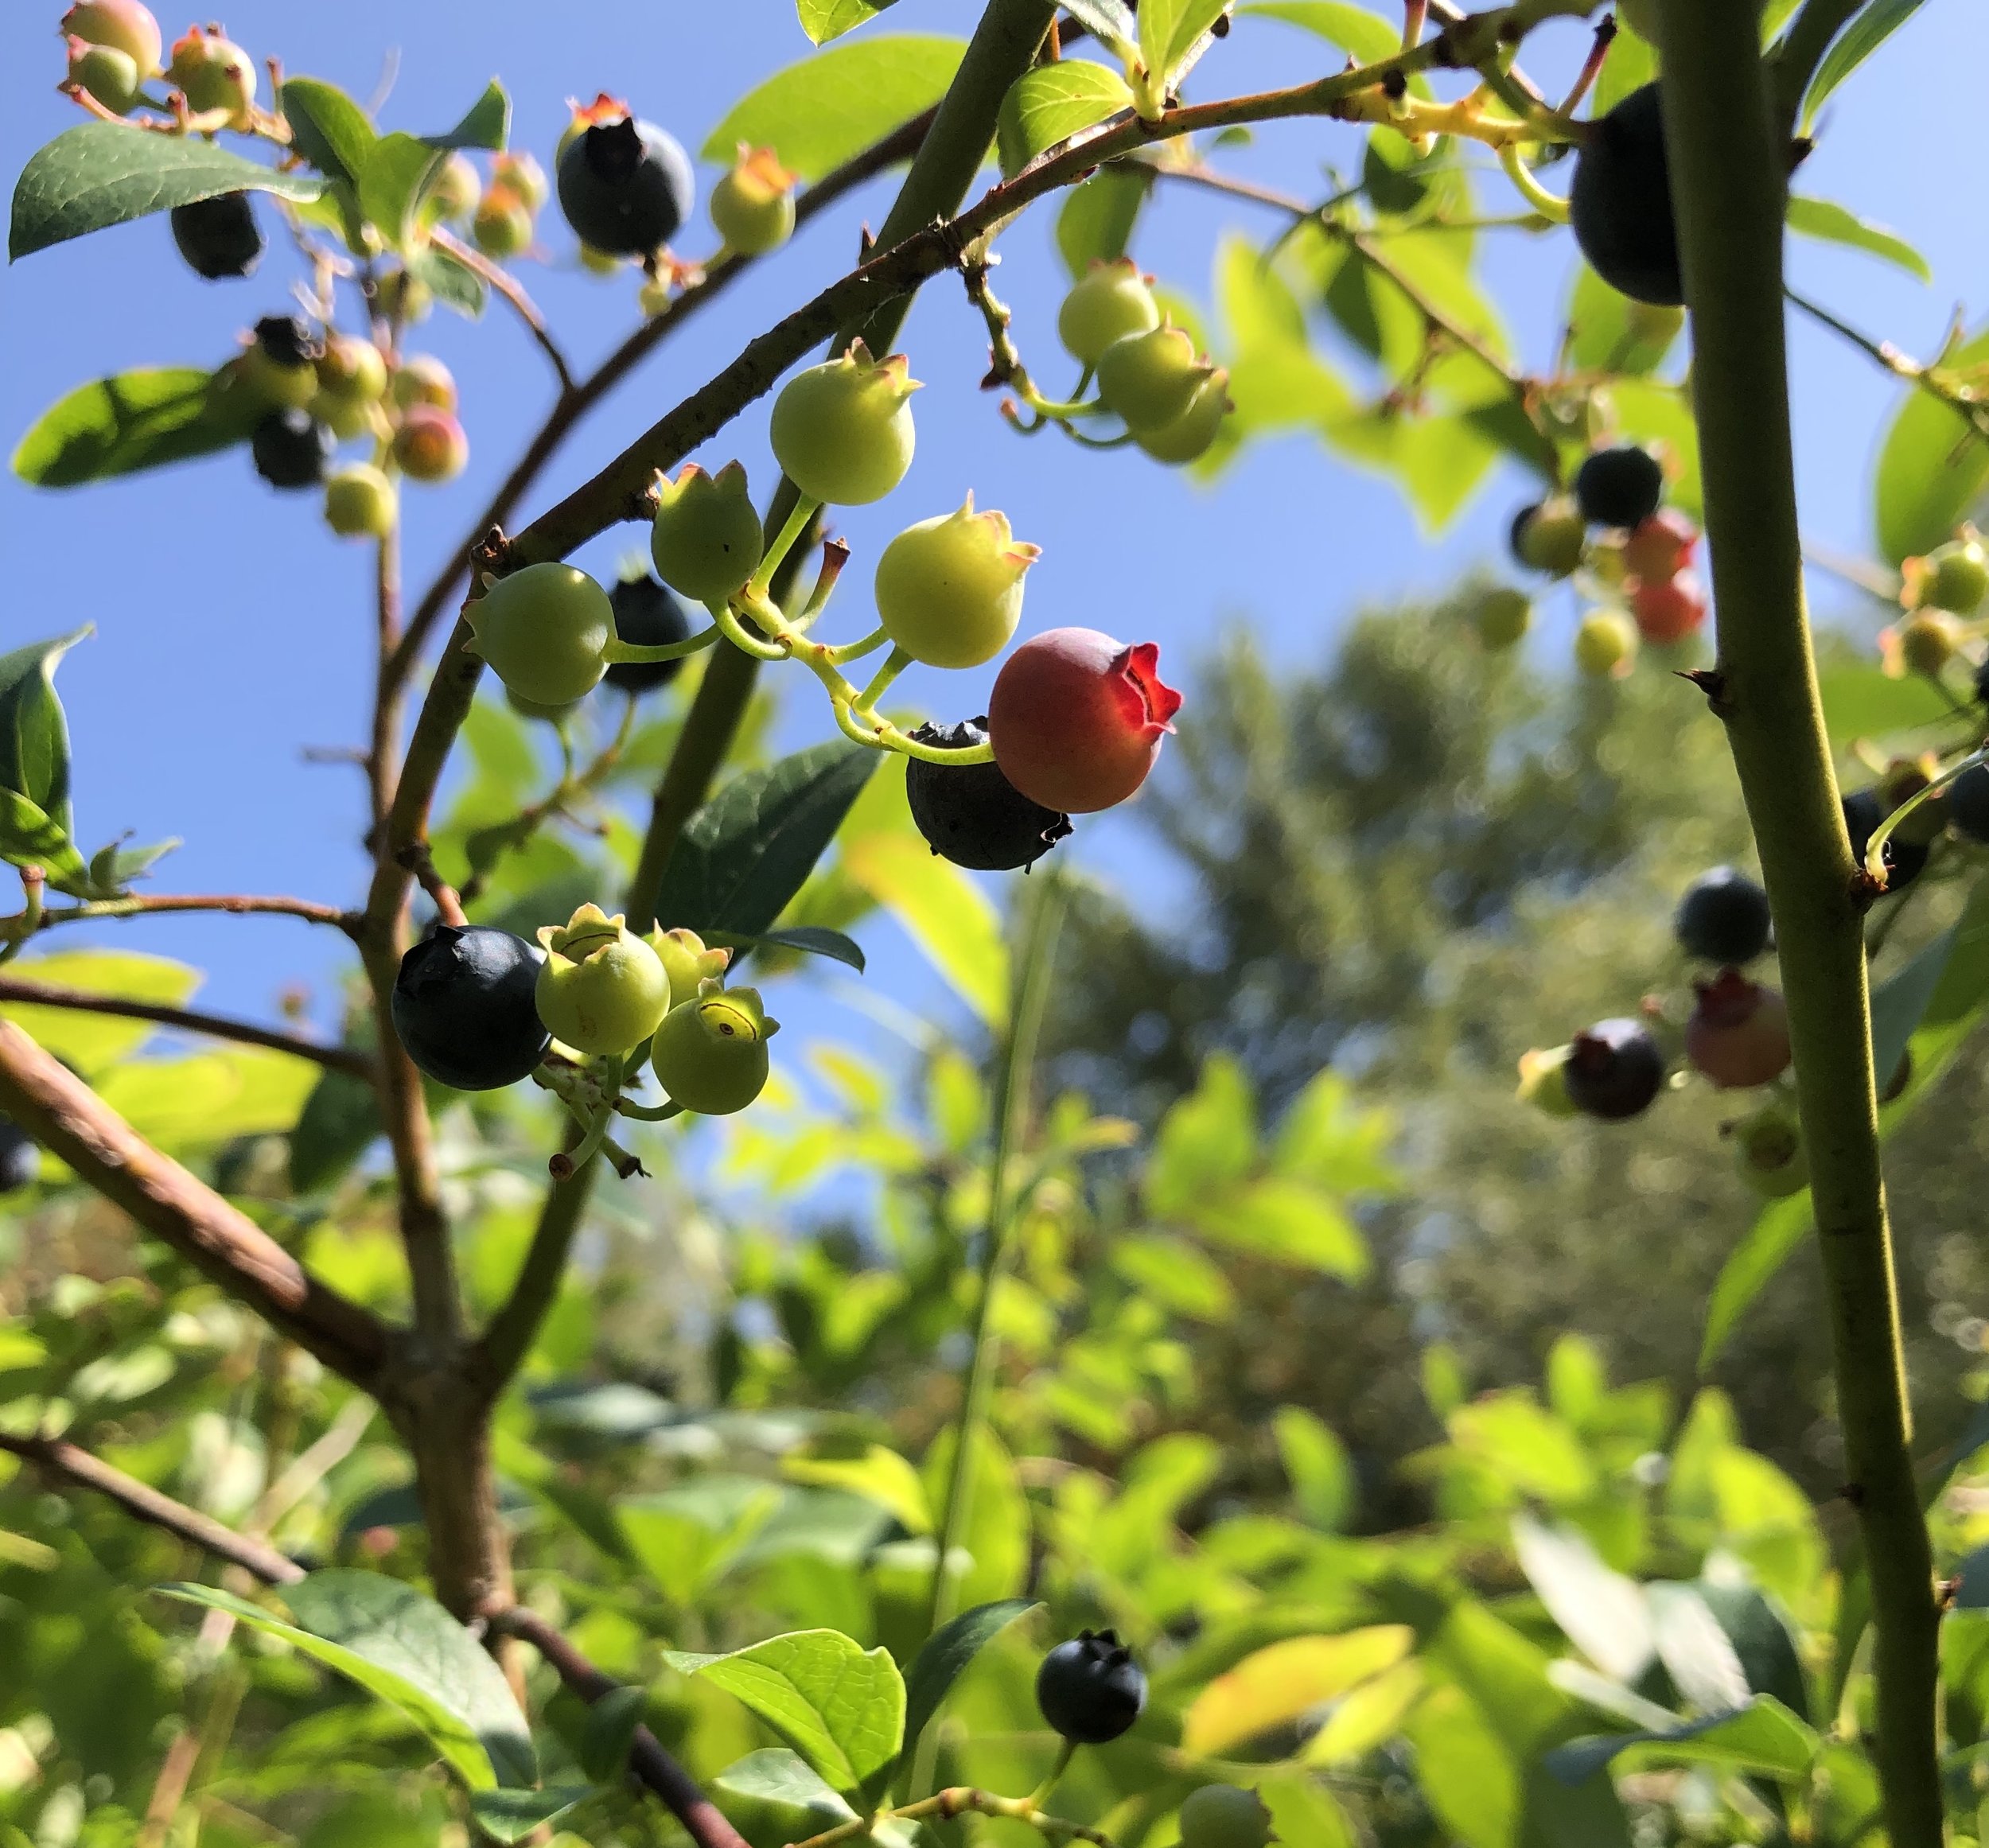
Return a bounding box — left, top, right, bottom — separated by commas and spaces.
1785, 195, 1929, 282
996, 61, 1133, 178
12, 368, 258, 489
1872, 322, 1989, 564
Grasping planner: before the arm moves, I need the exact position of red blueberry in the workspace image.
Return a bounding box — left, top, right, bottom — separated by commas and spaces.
1622, 509, 1698, 582
987, 627, 1182, 815
1685, 970, 1791, 1089
1630, 569, 1707, 644
393, 405, 468, 482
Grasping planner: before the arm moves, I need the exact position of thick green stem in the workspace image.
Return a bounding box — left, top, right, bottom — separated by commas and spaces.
1656, 8, 1942, 1842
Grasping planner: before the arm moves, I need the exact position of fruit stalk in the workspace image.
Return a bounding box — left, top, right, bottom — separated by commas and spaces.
1655, 6, 1943, 1840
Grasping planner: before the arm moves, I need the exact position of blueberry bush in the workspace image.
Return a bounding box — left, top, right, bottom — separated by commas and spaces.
4, 2, 1989, 1846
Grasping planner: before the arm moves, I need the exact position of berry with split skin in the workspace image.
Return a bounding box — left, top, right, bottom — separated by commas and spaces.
651, 980, 779, 1115
770, 340, 921, 506
649, 461, 765, 601
906, 718, 1072, 872
61, 2, 162, 77
170, 190, 262, 278
1732, 1104, 1808, 1199
1136, 368, 1233, 465
605, 569, 695, 695
393, 405, 469, 482
1686, 970, 1791, 1089
1570, 83, 1681, 307
473, 185, 533, 259
391, 926, 550, 1091
556, 102, 695, 257
1474, 586, 1532, 649
1509, 498, 1586, 578
1563, 1018, 1665, 1120
989, 628, 1182, 815
391, 354, 456, 411
1623, 508, 1698, 581
1058, 258, 1162, 366
535, 904, 672, 1056
710, 145, 797, 255
1036, 1631, 1147, 1745
66, 37, 142, 112
1574, 609, 1638, 678
1096, 321, 1219, 434
1631, 569, 1707, 644
251, 409, 332, 490
1905, 537, 1989, 616
167, 24, 255, 127
1574, 444, 1664, 529
648, 928, 732, 1010
875, 496, 1039, 670
465, 562, 613, 706
323, 465, 396, 539
1179, 1784, 1279, 1848
1843, 788, 1927, 890
1676, 866, 1771, 965
1949, 764, 1989, 845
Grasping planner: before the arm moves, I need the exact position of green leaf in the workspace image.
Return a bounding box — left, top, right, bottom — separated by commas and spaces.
1149, 1055, 1258, 1214
0, 788, 88, 892
360, 132, 446, 249
1800, 0, 1927, 128
1512, 1515, 1653, 1684
161, 1575, 535, 1791
712, 1750, 858, 1846
1139, 0, 1232, 86
1544, 1696, 1818, 1786
578, 1686, 648, 1784
1872, 321, 1989, 564
702, 37, 967, 183
996, 62, 1133, 178
424, 81, 511, 154
1060, 0, 1141, 57
0, 949, 198, 1074
469, 1788, 595, 1844
0, 629, 85, 832
797, 0, 901, 44
704, 926, 866, 974
1274, 1406, 1356, 1530
99, 1047, 317, 1146
618, 1476, 782, 1601
656, 741, 879, 940
1818, 660, 1951, 743
406, 243, 488, 319
664, 1629, 905, 1800
901, 1600, 1039, 1757
13, 368, 259, 488
1786, 195, 1929, 282
843, 830, 1007, 1025
1195, 1177, 1369, 1278
1564, 265, 1682, 376
279, 78, 379, 185
88, 835, 177, 895
1056, 165, 1150, 279
10, 123, 325, 260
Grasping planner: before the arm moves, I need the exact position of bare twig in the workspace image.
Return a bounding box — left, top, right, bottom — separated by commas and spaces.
2, 893, 358, 941
430, 228, 576, 394
1788, 286, 1989, 445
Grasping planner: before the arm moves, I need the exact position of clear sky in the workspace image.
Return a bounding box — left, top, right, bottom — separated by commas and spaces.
2, 1, 1985, 1078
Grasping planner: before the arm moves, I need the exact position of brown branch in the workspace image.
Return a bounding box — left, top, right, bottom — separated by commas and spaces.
0, 1019, 391, 1385
467, 1162, 590, 1401
0, 1432, 304, 1585
488, 1609, 749, 1848
6, 893, 359, 940
430, 228, 575, 394
0, 975, 376, 1079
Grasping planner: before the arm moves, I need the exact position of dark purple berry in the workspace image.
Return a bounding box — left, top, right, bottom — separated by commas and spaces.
605, 571, 693, 696
1036, 1630, 1146, 1745
1563, 1018, 1665, 1120
170, 191, 263, 279
1574, 445, 1664, 530
251, 409, 333, 490
1972, 657, 1989, 708
1843, 788, 1926, 890
255, 314, 319, 368
0, 1113, 39, 1192
906, 718, 1072, 873
1950, 764, 1989, 845
1570, 84, 1682, 307
557, 115, 694, 256
1675, 866, 1771, 964
391, 925, 551, 1091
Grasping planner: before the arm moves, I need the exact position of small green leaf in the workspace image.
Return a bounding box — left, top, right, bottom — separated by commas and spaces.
1800, 0, 1927, 129
10, 123, 324, 260
797, 0, 901, 44
13, 368, 259, 488
996, 62, 1133, 177
1056, 165, 1150, 278
578, 1685, 648, 1784
654, 741, 879, 940
1059, 0, 1141, 57
664, 1629, 905, 1799
1786, 195, 1929, 282
0, 791, 86, 893
279, 78, 379, 185
407, 243, 488, 319
360, 132, 446, 249
1564, 266, 1681, 376
0, 949, 199, 1073
424, 81, 511, 154
1544, 1697, 1818, 1786
1872, 321, 1989, 564
0, 630, 86, 835
1274, 1406, 1356, 1531
701, 37, 967, 182
712, 1749, 858, 1845
703, 925, 866, 973
161, 1575, 535, 1791
1139, 0, 1232, 87
469, 1788, 596, 1844
88, 835, 177, 896
901, 1600, 1039, 1758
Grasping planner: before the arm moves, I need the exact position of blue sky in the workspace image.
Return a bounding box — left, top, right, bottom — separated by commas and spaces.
2, 0, 1985, 1081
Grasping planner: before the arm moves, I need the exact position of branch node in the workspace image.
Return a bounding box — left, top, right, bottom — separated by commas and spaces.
1677, 667, 1733, 716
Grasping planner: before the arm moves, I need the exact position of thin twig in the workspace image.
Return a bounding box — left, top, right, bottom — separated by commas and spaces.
430, 228, 576, 394
1787, 286, 1989, 444
2, 892, 359, 941
0, 975, 376, 1079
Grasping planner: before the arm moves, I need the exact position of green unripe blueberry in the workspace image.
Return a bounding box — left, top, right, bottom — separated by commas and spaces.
710, 145, 797, 255
315, 333, 388, 408
465, 562, 613, 705
374, 268, 431, 326
648, 928, 733, 1010
1057, 258, 1161, 366
770, 339, 921, 506
1096, 321, 1219, 435
1135, 368, 1232, 465
1179, 1784, 1278, 1848
875, 495, 1039, 670
1574, 609, 1638, 678
323, 465, 396, 539
167, 24, 255, 126
66, 39, 142, 113
1475, 586, 1532, 649
506, 687, 579, 725
1892, 612, 1960, 679
230, 316, 321, 413
494, 151, 548, 212
473, 186, 533, 259
650, 981, 779, 1115
1509, 497, 1587, 577
1732, 1104, 1808, 1199
61, 2, 163, 78
649, 461, 765, 602
391, 354, 457, 411
428, 151, 481, 222
535, 904, 672, 1056
1908, 538, 1989, 616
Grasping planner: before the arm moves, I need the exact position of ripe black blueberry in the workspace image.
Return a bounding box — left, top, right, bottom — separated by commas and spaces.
1563, 1018, 1664, 1120
255, 314, 319, 369
1570, 84, 1682, 307
251, 408, 333, 490
605, 570, 693, 695
1574, 445, 1664, 530
1675, 866, 1771, 964
906, 719, 1072, 872
556, 115, 694, 257
391, 925, 551, 1091
170, 191, 263, 278
1843, 788, 1926, 890
0, 1112, 39, 1193
1950, 764, 1989, 845
1036, 1630, 1147, 1745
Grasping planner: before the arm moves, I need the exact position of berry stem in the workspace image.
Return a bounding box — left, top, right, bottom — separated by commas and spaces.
824, 625, 890, 666
850, 644, 913, 720
1495, 143, 1570, 222
601, 628, 723, 667
747, 493, 823, 600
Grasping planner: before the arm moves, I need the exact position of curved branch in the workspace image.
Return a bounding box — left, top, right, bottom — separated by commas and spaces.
4, 893, 358, 943
0, 975, 376, 1079
0, 1019, 392, 1387
430, 228, 574, 394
